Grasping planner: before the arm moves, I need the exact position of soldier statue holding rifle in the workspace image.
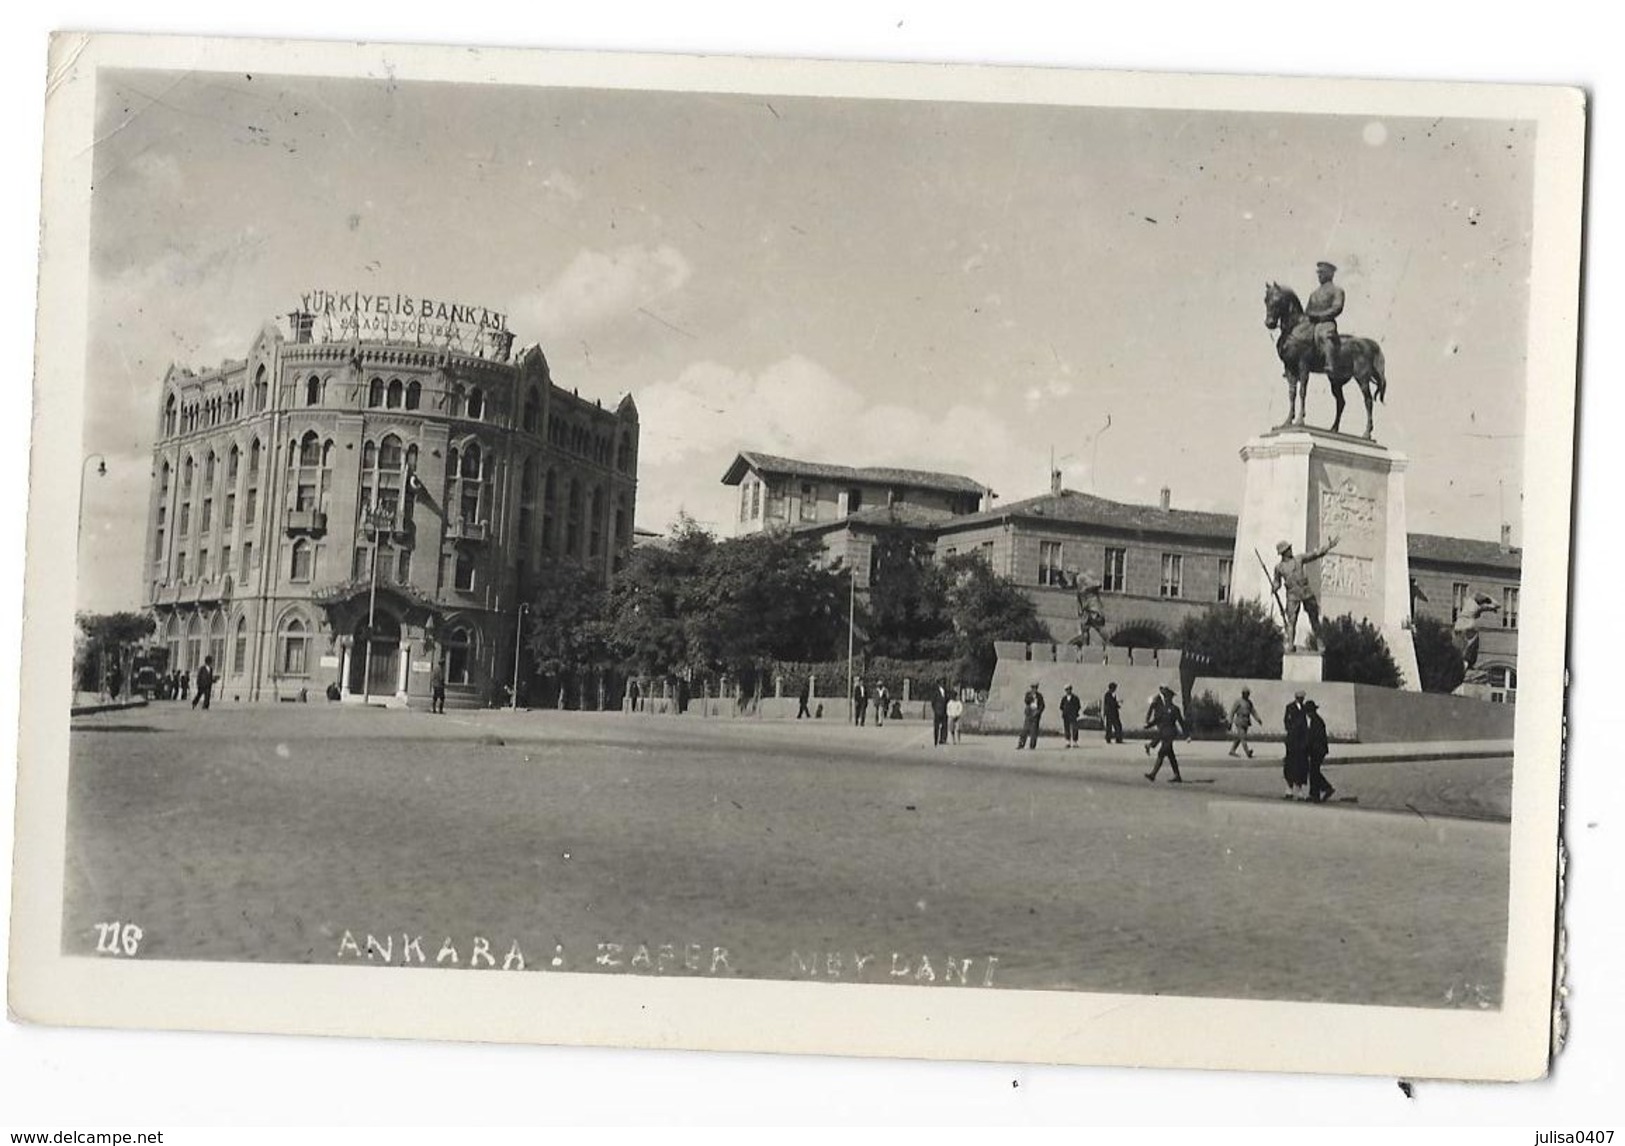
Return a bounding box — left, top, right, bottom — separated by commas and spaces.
1270, 535, 1340, 652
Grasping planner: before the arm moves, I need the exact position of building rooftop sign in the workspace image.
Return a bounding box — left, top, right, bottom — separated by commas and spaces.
293, 290, 513, 356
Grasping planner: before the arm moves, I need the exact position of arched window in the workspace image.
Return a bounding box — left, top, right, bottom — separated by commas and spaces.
227, 444, 240, 484
254, 365, 268, 411
368, 377, 384, 407
361, 433, 407, 523
443, 624, 474, 685
279, 616, 310, 676
232, 615, 248, 675
204, 450, 216, 487
453, 550, 476, 593
542, 469, 557, 553
405, 380, 422, 410
305, 376, 323, 406
289, 539, 314, 581
386, 379, 404, 409
566, 478, 582, 556
522, 387, 540, 433
590, 486, 605, 556
248, 438, 261, 479
517, 457, 538, 549
164, 614, 181, 671
448, 384, 465, 418
182, 455, 195, 494
185, 614, 203, 670
163, 394, 177, 436
207, 612, 226, 672
466, 387, 484, 421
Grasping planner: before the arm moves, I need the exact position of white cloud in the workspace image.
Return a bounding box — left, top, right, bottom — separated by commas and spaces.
631, 355, 1037, 533
512, 244, 692, 338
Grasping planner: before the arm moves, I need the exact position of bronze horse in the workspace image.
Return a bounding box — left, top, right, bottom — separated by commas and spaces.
1264, 282, 1389, 438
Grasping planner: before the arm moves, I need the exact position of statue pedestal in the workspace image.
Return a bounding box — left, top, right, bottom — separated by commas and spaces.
1231, 426, 1420, 691
1281, 650, 1324, 683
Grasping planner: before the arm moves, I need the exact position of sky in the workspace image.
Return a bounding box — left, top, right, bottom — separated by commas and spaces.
77, 68, 1536, 612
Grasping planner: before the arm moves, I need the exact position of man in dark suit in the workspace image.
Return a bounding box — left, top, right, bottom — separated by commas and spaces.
1016, 682, 1045, 749
853, 678, 868, 726
1102, 681, 1124, 744
930, 681, 950, 745
191, 656, 215, 711
1059, 685, 1082, 748
1283, 690, 1310, 799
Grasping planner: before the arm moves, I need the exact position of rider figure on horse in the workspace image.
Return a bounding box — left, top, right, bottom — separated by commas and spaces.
1306, 261, 1344, 372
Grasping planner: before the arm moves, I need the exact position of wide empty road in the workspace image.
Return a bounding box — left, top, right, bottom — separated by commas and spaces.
64, 703, 1510, 1008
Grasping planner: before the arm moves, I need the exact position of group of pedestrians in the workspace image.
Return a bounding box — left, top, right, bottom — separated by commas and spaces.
850, 678, 965, 744
1282, 689, 1335, 803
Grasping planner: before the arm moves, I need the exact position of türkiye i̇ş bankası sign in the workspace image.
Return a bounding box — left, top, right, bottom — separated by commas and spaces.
298, 291, 510, 346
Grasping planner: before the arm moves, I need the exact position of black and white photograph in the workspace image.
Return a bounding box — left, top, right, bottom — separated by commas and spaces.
3, 16, 1606, 1129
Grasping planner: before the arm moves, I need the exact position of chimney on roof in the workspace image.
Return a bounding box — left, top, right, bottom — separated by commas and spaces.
1500, 523, 1512, 553
1050, 468, 1063, 494
1159, 486, 1171, 511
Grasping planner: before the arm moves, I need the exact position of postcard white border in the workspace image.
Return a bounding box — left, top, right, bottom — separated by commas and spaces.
8, 32, 1584, 1082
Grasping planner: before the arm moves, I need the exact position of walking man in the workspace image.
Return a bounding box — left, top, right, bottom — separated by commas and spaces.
874, 681, 890, 727
1016, 681, 1046, 749
1059, 685, 1082, 749
1228, 687, 1259, 758
430, 660, 446, 714
796, 676, 812, 720
1305, 699, 1335, 803
947, 689, 964, 744
1102, 681, 1124, 744
853, 678, 868, 726
1142, 691, 1165, 755
191, 656, 215, 711
1143, 684, 1185, 782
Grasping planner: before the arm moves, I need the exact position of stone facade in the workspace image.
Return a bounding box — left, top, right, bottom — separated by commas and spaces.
145, 320, 638, 707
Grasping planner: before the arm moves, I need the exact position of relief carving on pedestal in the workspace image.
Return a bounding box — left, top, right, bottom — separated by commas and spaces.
1319, 478, 1377, 540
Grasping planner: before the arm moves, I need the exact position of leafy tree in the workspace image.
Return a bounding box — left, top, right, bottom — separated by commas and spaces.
865, 527, 954, 661
601, 514, 716, 676
1412, 614, 1465, 694
525, 555, 611, 704
683, 530, 850, 682
76, 611, 156, 690
941, 551, 1051, 687
1174, 599, 1283, 679
1320, 613, 1403, 688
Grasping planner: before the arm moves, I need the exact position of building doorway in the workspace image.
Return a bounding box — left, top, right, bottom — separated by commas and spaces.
348, 612, 402, 698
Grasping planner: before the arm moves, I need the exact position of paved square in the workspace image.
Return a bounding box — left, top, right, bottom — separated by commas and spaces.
65, 704, 1509, 1008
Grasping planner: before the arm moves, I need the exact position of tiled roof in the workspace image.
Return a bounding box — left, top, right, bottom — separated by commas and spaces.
937, 489, 1240, 540
1407, 531, 1522, 571
721, 451, 988, 495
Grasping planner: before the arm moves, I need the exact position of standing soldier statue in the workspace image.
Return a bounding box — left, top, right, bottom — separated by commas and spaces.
1453, 592, 1500, 683
1064, 567, 1108, 649
1271, 535, 1340, 652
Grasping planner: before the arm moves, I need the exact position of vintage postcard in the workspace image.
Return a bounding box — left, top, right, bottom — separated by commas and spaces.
9, 33, 1584, 1080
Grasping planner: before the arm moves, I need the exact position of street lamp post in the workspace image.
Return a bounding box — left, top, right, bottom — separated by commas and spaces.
512, 602, 530, 711
78, 454, 107, 702
846, 565, 856, 724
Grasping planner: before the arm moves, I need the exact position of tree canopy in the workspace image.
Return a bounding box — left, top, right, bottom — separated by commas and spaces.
1412, 614, 1466, 694
1174, 599, 1283, 679
1320, 613, 1404, 688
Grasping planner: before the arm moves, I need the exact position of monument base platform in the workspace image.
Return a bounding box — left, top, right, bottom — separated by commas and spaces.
1281, 650, 1323, 683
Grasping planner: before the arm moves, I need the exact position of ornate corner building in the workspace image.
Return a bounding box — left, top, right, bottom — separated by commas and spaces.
144, 307, 639, 707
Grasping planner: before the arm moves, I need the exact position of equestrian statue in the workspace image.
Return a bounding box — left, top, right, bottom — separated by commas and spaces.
1264, 262, 1389, 439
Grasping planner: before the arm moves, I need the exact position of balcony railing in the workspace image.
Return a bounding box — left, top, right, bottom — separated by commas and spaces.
285, 509, 328, 536
446, 517, 489, 543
